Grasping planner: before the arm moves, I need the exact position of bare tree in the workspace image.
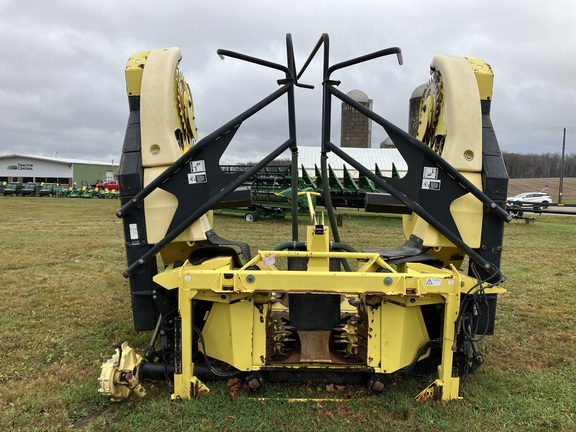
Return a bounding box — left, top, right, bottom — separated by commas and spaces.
503, 152, 576, 178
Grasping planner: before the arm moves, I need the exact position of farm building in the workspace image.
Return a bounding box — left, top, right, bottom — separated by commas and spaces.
0, 154, 118, 187
296, 146, 407, 179
222, 146, 408, 181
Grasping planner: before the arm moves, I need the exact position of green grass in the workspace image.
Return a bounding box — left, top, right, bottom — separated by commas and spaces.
0, 197, 575, 431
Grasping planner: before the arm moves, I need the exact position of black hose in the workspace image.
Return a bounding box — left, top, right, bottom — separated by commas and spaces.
397, 340, 441, 373
455, 262, 493, 342
193, 326, 239, 378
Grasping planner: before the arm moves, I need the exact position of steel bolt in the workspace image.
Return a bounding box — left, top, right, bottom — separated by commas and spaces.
384, 277, 393, 286
246, 275, 255, 283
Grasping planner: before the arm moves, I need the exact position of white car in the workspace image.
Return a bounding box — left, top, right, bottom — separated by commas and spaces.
507, 192, 552, 208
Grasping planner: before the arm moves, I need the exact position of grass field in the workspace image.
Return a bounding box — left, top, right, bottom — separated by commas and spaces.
0, 196, 575, 431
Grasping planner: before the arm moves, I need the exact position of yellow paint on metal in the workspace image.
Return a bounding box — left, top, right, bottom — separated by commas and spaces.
172, 289, 196, 400
364, 295, 382, 368
429, 55, 483, 173
125, 50, 150, 97
405, 55, 488, 258
379, 303, 430, 373
110, 48, 506, 403
437, 288, 461, 401
259, 398, 352, 402
128, 48, 209, 245
98, 342, 146, 401
252, 301, 268, 367
466, 57, 494, 101
201, 300, 255, 371
306, 225, 330, 271
162, 229, 498, 402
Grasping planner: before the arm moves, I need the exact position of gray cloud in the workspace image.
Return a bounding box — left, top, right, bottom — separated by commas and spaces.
1, 0, 574, 165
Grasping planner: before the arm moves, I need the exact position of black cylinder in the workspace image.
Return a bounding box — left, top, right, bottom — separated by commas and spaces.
140, 361, 174, 380
408, 83, 427, 138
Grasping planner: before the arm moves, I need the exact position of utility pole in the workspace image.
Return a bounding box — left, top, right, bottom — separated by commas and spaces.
559, 127, 566, 204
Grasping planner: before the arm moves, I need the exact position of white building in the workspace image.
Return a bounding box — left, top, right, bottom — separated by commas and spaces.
0, 154, 118, 186
296, 146, 407, 179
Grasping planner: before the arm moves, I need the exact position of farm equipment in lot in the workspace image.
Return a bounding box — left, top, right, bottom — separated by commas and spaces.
69, 182, 91, 198
97, 187, 120, 199
68, 187, 83, 198
2, 182, 23, 196
81, 188, 99, 198
39, 183, 57, 197
99, 35, 510, 403
233, 175, 316, 221
21, 182, 42, 197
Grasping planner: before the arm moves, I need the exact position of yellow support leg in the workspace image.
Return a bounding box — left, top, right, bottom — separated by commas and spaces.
416, 289, 461, 402
439, 290, 461, 401
172, 290, 209, 400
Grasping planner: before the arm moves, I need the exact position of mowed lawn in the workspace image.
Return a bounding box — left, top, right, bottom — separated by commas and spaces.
0, 196, 575, 431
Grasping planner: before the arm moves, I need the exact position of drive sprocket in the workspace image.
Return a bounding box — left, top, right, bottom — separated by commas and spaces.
175, 70, 198, 151
417, 68, 446, 156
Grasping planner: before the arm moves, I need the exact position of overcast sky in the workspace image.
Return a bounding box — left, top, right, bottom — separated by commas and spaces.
1, 0, 575, 165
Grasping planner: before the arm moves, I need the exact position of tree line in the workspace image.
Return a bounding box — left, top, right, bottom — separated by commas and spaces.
503, 152, 576, 178
235, 153, 576, 179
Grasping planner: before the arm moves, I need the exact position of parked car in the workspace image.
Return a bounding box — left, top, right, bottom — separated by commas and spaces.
507, 192, 552, 208
96, 180, 119, 190
3, 182, 23, 196
21, 182, 42, 196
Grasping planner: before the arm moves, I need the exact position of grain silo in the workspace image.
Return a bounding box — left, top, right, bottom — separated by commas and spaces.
340, 89, 373, 148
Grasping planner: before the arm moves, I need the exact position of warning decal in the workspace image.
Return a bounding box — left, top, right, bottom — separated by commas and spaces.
422, 179, 441, 190
424, 277, 442, 287
188, 160, 207, 184
263, 253, 276, 267
422, 166, 440, 190
423, 167, 439, 179
129, 223, 139, 240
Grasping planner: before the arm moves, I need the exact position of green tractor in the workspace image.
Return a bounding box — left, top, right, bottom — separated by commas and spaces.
69, 181, 91, 198
96, 187, 119, 199
81, 187, 98, 198
68, 187, 83, 198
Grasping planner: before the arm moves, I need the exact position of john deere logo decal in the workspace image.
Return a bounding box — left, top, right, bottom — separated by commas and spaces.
7, 164, 17, 170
